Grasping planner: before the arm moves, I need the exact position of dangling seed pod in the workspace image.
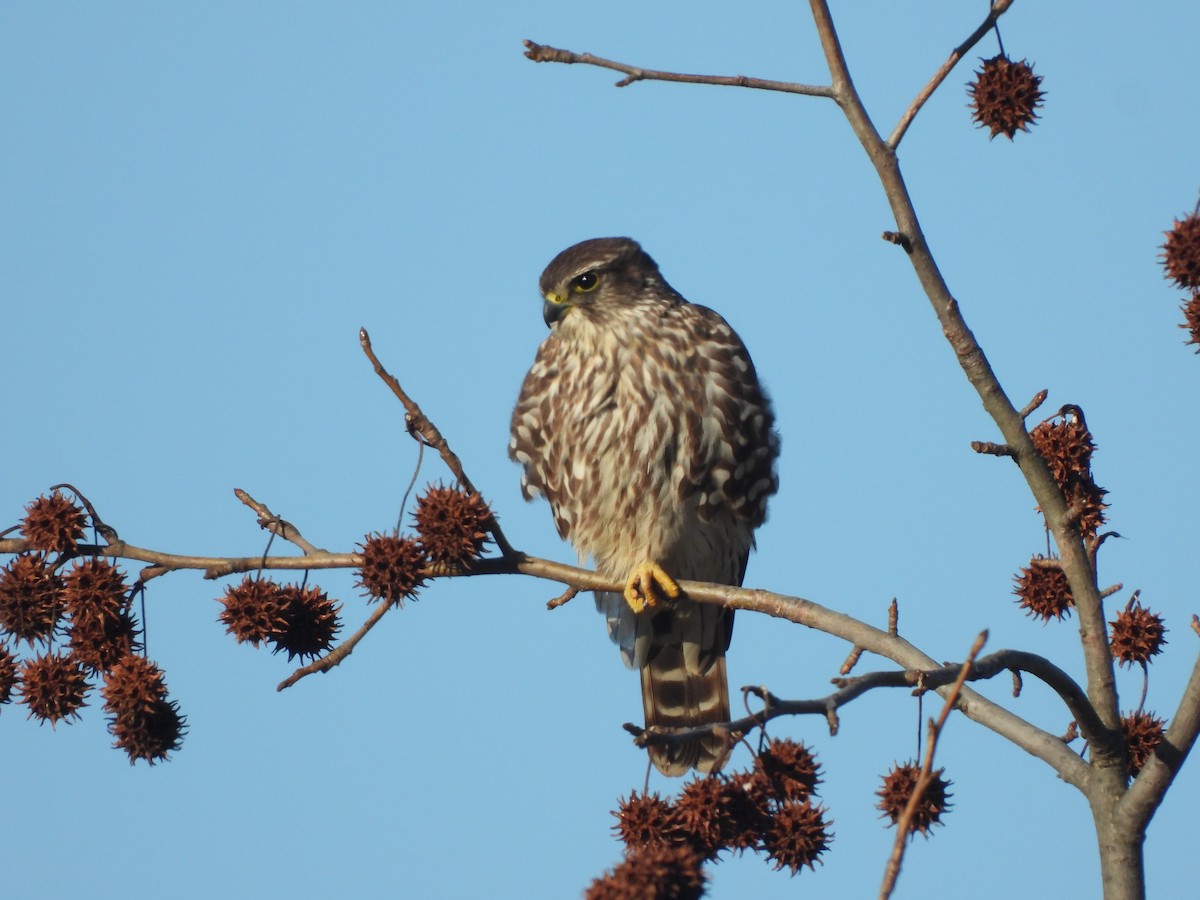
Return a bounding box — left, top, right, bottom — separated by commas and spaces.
876, 761, 953, 836
1162, 213, 1200, 290
1109, 598, 1167, 667
1013, 561, 1074, 621
413, 484, 492, 568
0, 553, 64, 645
1121, 711, 1166, 777
356, 532, 427, 606
968, 55, 1045, 139
762, 799, 832, 875
20, 492, 87, 555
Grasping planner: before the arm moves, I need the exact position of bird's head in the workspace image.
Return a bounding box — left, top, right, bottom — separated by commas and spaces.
538, 237, 664, 327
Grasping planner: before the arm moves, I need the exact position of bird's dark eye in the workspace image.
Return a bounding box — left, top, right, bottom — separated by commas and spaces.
572, 271, 599, 293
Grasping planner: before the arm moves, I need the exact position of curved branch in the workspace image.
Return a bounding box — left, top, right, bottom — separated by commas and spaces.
627, 643, 1097, 791
804, 0, 1124, 777
0, 528, 1091, 785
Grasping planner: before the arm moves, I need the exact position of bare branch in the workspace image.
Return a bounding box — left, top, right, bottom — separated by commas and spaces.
234, 488, 323, 555
629, 642, 1091, 789
887, 0, 1016, 150
1019, 389, 1050, 421
359, 328, 518, 559
522, 39, 834, 98
971, 440, 1014, 458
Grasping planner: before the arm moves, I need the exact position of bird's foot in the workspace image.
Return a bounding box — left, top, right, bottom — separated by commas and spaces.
623, 561, 681, 613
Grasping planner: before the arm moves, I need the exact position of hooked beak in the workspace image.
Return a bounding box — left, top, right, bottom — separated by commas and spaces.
543, 292, 570, 327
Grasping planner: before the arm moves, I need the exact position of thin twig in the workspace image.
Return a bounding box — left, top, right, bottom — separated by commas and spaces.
880, 631, 987, 899
887, 0, 1016, 149
522, 39, 835, 98
234, 488, 323, 555
547, 585, 580, 610
359, 328, 518, 558
277, 601, 392, 691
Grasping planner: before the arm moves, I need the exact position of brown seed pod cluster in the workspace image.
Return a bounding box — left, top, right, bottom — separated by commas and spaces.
0, 646, 20, 704
271, 584, 341, 662
357, 532, 427, 606
20, 491, 88, 554
968, 55, 1045, 139
1121, 711, 1166, 777
876, 761, 953, 837
102, 654, 186, 764
1181, 292, 1200, 351
1029, 412, 1108, 538
217, 577, 341, 662
0, 553, 64, 644
62, 557, 139, 674
1013, 560, 1074, 622
1162, 212, 1200, 348
1162, 213, 1200, 291
2, 495, 181, 763
585, 843, 706, 900
413, 484, 492, 568
1109, 598, 1167, 668
604, 739, 830, 886
18, 652, 90, 726
218, 576, 288, 645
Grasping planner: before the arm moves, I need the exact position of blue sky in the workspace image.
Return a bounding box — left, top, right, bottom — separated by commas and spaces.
3, 2, 1199, 897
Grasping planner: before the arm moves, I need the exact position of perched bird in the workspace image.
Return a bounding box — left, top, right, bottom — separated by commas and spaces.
509, 237, 779, 775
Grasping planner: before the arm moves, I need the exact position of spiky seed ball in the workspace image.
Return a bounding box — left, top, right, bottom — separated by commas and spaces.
1014, 561, 1074, 621
269, 584, 341, 662
968, 55, 1045, 139
674, 776, 737, 859
20, 492, 87, 554
751, 738, 822, 803
1121, 711, 1166, 777
1029, 416, 1108, 537
61, 558, 129, 628
109, 697, 186, 765
102, 654, 169, 716
1163, 213, 1200, 290
1030, 418, 1095, 486
585, 844, 706, 900
356, 532, 427, 606
1110, 601, 1167, 667
719, 771, 773, 854
1181, 291, 1200, 351
68, 609, 140, 674
413, 484, 492, 567
876, 762, 953, 837
19, 652, 90, 726
0, 553, 64, 644
762, 799, 832, 875
0, 646, 19, 704
218, 576, 287, 645
1065, 476, 1109, 539
612, 790, 682, 851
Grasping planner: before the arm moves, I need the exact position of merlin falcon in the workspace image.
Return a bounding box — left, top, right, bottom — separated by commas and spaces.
509, 237, 779, 775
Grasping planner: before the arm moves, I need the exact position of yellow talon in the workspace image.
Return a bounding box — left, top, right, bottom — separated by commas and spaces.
623, 561, 681, 613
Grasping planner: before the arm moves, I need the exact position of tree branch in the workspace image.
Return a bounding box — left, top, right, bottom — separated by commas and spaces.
521, 39, 834, 98
359, 327, 518, 559
803, 0, 1125, 779
886, 0, 1016, 149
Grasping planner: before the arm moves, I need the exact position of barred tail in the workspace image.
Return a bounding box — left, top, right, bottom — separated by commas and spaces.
640, 647, 731, 776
